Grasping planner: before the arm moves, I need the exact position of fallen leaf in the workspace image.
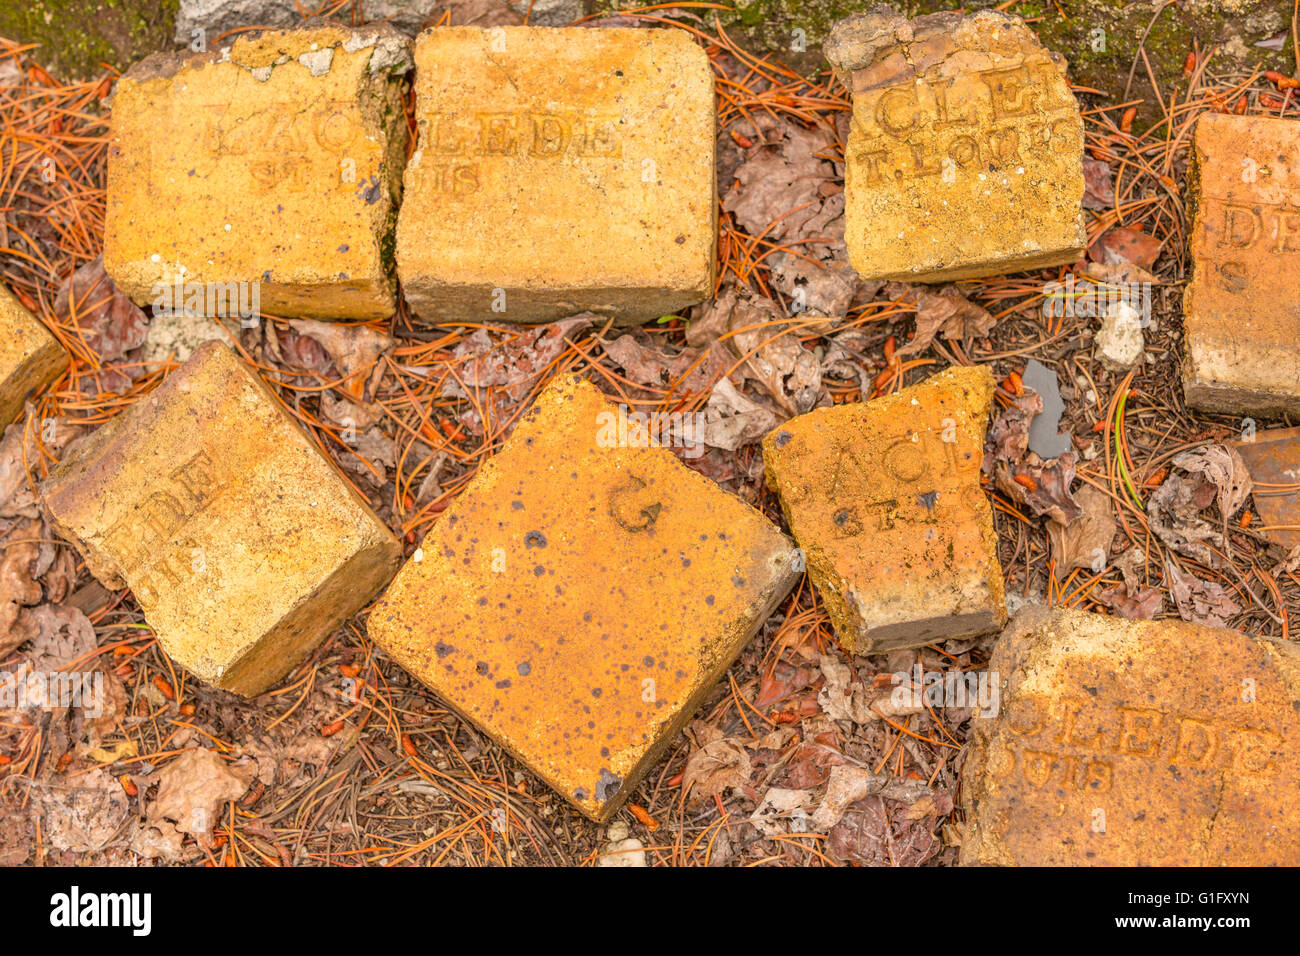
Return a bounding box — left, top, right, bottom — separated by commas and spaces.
886, 283, 996, 358
1170, 443, 1252, 522
995, 452, 1084, 525
1082, 157, 1115, 210
748, 787, 816, 836
691, 285, 823, 415
696, 377, 781, 451
681, 735, 752, 805
443, 316, 592, 403
142, 747, 254, 843
1089, 225, 1163, 268
54, 256, 148, 362
1147, 471, 1223, 567
1047, 484, 1116, 580
810, 764, 936, 832
1164, 558, 1241, 628
826, 794, 946, 866
721, 114, 857, 318
1094, 584, 1163, 619
35, 768, 130, 853
288, 319, 394, 401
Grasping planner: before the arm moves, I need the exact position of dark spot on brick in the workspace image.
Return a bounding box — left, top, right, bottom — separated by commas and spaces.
517, 661, 531, 676
435, 641, 455, 659
525, 530, 547, 549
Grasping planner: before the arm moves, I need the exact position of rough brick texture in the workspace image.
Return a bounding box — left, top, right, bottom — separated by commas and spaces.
762, 365, 1005, 655
396, 26, 716, 325
369, 374, 799, 820
963, 606, 1300, 865
105, 23, 411, 320
825, 9, 1086, 282
41, 342, 401, 696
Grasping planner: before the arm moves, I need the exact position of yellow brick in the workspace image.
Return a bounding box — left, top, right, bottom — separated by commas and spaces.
825, 9, 1086, 282
1184, 113, 1300, 415
395, 26, 716, 325
0, 285, 67, 428
369, 375, 798, 820
963, 606, 1300, 865
104, 24, 411, 321
40, 342, 401, 696
762, 366, 1005, 654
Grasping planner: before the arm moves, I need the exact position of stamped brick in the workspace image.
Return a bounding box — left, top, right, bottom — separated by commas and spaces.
1183, 114, 1300, 415
963, 606, 1300, 865
105, 23, 411, 321
0, 285, 67, 428
824, 9, 1086, 282
396, 26, 716, 325
368, 375, 798, 820
40, 342, 401, 696
762, 365, 1005, 655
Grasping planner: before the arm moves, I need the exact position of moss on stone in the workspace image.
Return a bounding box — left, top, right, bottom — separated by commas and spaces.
0, 0, 177, 79
589, 0, 1296, 125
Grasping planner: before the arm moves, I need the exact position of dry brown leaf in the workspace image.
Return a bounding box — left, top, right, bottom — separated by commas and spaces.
1164, 558, 1241, 628
143, 747, 255, 843
1047, 484, 1116, 580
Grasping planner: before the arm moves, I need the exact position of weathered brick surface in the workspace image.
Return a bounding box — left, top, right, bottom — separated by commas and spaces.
105, 23, 411, 320
396, 27, 716, 325
762, 365, 1005, 655
368, 375, 799, 820
40, 342, 401, 696
963, 606, 1300, 865
0, 285, 67, 428
1184, 114, 1300, 415
825, 9, 1085, 282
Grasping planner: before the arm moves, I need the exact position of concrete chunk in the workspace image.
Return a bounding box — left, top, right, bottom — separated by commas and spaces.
825, 9, 1086, 282
368, 375, 799, 820
0, 285, 67, 428
1183, 114, 1300, 415
762, 365, 1005, 654
963, 606, 1300, 865
104, 23, 411, 320
40, 342, 402, 696
396, 27, 716, 325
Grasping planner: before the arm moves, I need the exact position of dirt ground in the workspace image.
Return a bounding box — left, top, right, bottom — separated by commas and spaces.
1, 1, 1298, 866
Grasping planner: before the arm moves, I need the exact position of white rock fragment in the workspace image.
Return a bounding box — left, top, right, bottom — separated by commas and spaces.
1096, 301, 1144, 372
596, 821, 647, 867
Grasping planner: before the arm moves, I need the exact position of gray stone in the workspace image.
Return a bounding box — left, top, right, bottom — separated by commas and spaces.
174, 0, 438, 44
506, 0, 583, 25
1022, 359, 1072, 460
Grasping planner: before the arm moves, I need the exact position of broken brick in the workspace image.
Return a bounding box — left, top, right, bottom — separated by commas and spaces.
762, 365, 1006, 654
104, 23, 411, 320
0, 284, 67, 428
824, 9, 1086, 282
1183, 113, 1300, 415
